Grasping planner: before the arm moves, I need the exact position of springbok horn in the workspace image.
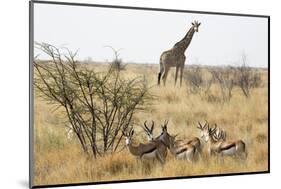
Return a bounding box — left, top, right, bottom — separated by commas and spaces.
213, 124, 217, 131
151, 120, 154, 132
203, 120, 209, 129
129, 127, 133, 135
197, 122, 203, 129
144, 120, 149, 131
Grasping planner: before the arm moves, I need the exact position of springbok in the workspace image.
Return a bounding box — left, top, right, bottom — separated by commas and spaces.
197, 121, 247, 159
122, 127, 168, 164
156, 121, 198, 162
142, 120, 201, 156
161, 121, 201, 154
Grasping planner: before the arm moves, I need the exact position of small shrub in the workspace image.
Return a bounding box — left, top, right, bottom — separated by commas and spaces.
164, 93, 180, 103
256, 133, 267, 143
233, 54, 262, 97
184, 66, 204, 94
105, 45, 126, 71
210, 67, 235, 102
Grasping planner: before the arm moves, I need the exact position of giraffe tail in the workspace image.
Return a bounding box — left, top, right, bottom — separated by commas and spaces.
158, 72, 161, 85
158, 62, 164, 85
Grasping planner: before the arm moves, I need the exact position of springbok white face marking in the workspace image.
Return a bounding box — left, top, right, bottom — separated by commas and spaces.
147, 134, 153, 141
199, 129, 210, 142
203, 133, 209, 142
125, 137, 130, 145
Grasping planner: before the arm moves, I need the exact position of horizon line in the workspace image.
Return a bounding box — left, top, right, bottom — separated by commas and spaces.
35, 59, 268, 69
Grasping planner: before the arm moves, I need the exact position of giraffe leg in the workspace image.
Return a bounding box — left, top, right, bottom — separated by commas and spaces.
158, 63, 164, 85
162, 67, 169, 86
175, 66, 179, 86
180, 65, 184, 87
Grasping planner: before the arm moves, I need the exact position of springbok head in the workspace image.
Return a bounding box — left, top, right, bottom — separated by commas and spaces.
197, 121, 217, 142
197, 120, 208, 137
213, 127, 227, 141
157, 120, 178, 149
161, 120, 169, 133
122, 127, 134, 146
142, 120, 155, 141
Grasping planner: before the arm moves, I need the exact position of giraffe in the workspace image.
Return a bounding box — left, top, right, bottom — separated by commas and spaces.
157, 20, 201, 87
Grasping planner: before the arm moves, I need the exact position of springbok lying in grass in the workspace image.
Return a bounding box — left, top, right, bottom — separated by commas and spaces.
156, 121, 198, 162
122, 127, 168, 164
142, 120, 201, 154
197, 121, 247, 159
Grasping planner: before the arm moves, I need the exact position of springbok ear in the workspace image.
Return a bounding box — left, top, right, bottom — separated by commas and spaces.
203, 120, 208, 129
198, 22, 201, 26
197, 122, 203, 129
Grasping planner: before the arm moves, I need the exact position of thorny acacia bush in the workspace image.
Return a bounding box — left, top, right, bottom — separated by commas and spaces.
184, 66, 204, 94
34, 42, 151, 158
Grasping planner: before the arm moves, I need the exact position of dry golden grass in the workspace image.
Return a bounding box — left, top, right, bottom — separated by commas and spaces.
33, 63, 268, 186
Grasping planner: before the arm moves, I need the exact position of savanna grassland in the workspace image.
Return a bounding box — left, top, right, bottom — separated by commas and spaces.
33, 63, 268, 186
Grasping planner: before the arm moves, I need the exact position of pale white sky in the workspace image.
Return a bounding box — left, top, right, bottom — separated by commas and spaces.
34, 3, 268, 68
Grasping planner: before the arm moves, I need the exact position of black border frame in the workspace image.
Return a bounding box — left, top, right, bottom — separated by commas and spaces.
29, 1, 270, 188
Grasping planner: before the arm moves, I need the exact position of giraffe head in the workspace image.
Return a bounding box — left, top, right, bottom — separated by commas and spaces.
192, 20, 201, 32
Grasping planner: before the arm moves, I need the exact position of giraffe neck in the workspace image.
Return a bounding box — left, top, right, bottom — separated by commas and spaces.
173, 26, 195, 53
